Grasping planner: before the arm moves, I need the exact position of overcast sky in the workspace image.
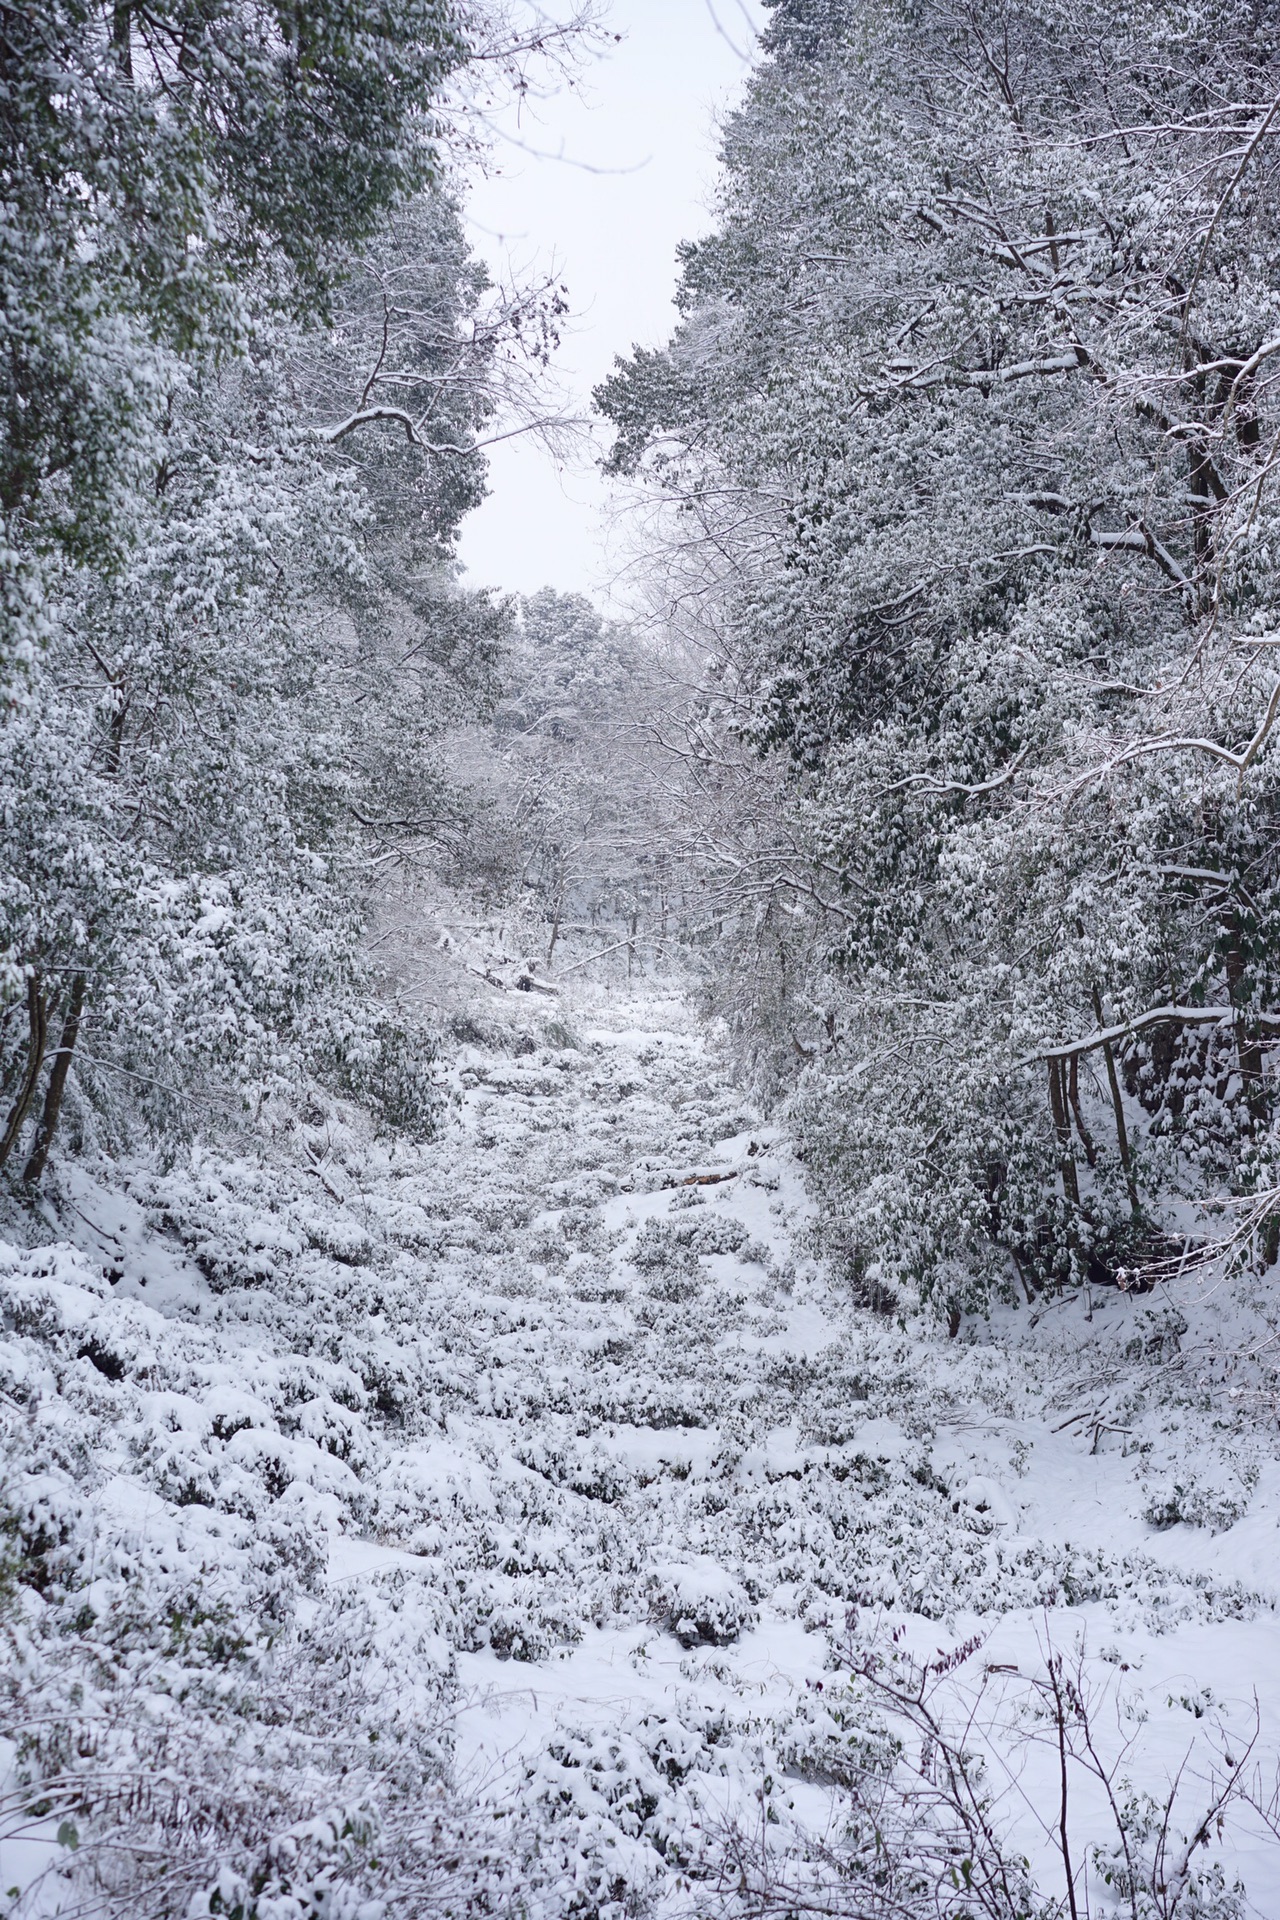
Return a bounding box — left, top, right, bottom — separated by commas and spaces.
454, 0, 768, 605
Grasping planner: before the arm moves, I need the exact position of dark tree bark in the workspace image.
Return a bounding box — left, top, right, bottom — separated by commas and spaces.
1066, 1054, 1098, 1167
1091, 987, 1140, 1217
0, 976, 48, 1170
1223, 916, 1267, 1125
23, 973, 87, 1185
1047, 1058, 1080, 1207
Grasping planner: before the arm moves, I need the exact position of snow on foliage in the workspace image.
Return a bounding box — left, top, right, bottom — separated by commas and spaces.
1, 957, 1279, 1913
7, 0, 1280, 1911
599, 0, 1280, 1313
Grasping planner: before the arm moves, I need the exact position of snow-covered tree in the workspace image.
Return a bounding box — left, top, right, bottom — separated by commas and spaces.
600, 0, 1280, 1306
0, 0, 480, 685
0, 11, 586, 1179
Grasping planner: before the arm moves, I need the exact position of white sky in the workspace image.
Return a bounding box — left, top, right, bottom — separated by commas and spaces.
454, 0, 767, 604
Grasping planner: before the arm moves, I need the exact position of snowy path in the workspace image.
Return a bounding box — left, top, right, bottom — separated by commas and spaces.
4, 977, 1280, 1911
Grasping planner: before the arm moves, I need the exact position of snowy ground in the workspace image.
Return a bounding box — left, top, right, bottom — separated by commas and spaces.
3, 943, 1280, 1914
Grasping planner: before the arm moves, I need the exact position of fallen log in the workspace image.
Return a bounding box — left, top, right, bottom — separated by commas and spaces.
660, 1168, 741, 1190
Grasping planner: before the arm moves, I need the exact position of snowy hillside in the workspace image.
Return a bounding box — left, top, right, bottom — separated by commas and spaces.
4, 929, 1280, 1916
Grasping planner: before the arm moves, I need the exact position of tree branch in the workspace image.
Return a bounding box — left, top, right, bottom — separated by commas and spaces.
1028, 1002, 1280, 1066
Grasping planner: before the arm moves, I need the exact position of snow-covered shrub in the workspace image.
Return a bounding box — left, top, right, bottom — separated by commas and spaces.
648, 1561, 757, 1648
1142, 1472, 1256, 1536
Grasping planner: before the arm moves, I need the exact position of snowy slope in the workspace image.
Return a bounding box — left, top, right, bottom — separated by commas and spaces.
2, 961, 1280, 1916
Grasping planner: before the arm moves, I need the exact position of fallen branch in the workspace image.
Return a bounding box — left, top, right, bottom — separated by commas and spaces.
514, 973, 559, 997
305, 1159, 346, 1204
660, 1169, 741, 1190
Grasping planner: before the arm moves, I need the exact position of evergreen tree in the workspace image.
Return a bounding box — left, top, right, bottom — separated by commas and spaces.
0, 0, 473, 680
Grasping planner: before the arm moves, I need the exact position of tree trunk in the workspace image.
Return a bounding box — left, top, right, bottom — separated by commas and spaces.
23, 973, 86, 1185
112, 0, 133, 75
1091, 987, 1140, 1216
1066, 1054, 1098, 1167
0, 975, 48, 1170
1048, 1058, 1081, 1208
1223, 916, 1267, 1124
